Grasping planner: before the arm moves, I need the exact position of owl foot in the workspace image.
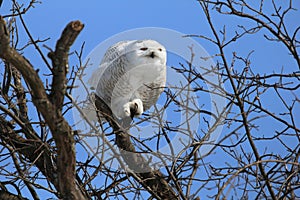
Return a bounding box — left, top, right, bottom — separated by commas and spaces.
123, 99, 144, 118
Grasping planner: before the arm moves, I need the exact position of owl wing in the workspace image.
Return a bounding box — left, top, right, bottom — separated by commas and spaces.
87, 40, 135, 89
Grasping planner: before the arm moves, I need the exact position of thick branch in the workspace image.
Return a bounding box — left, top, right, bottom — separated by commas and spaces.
95, 95, 179, 200
49, 21, 84, 111
0, 17, 87, 200
0, 115, 58, 191
0, 190, 29, 200
0, 17, 48, 102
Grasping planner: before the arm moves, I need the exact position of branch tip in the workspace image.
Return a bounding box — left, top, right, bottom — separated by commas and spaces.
71, 20, 84, 31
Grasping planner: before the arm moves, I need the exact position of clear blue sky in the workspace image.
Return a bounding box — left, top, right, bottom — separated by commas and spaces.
1, 1, 299, 73
0, 0, 299, 199
1, 1, 206, 55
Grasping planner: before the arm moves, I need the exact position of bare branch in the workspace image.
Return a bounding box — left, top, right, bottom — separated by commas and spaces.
0, 17, 87, 199
49, 20, 84, 111
94, 95, 179, 199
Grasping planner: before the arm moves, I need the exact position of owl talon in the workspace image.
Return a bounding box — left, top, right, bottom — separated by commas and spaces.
123, 99, 143, 118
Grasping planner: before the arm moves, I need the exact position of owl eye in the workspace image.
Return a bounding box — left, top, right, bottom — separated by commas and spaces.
140, 47, 148, 51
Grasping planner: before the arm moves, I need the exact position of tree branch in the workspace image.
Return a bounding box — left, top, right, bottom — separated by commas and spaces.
198, 2, 277, 199
0, 115, 58, 192
94, 95, 179, 200
49, 20, 84, 111
0, 190, 29, 200
0, 17, 87, 199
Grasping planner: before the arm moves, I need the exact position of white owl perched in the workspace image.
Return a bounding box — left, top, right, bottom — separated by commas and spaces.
86, 40, 167, 120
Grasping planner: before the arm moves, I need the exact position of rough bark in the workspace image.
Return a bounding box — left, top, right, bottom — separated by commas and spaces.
94, 95, 179, 200
0, 17, 87, 200
0, 190, 29, 200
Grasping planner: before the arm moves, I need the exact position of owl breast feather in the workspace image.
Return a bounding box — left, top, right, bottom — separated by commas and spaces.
96, 54, 166, 113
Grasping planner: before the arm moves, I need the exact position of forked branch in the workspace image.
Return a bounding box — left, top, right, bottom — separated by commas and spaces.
0, 17, 87, 199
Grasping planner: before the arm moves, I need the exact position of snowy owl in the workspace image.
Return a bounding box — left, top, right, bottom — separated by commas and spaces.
86, 40, 167, 120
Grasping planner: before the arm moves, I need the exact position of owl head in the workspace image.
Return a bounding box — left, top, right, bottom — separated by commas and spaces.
125, 40, 167, 67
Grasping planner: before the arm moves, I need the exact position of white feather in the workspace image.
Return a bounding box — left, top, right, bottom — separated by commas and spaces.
84, 39, 167, 120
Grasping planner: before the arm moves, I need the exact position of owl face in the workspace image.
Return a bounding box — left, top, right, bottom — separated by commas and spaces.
125, 40, 167, 67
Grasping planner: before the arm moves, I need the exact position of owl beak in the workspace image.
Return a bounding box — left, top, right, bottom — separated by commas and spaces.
149, 51, 156, 58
